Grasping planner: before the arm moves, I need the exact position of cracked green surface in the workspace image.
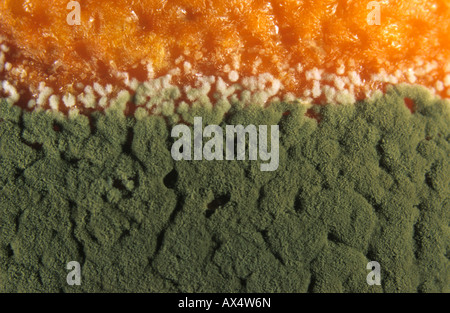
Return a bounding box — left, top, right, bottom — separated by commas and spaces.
0, 85, 449, 293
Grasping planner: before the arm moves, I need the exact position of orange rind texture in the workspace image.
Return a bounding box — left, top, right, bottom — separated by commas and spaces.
0, 0, 449, 113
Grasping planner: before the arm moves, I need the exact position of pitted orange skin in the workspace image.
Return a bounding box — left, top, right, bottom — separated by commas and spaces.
0, 0, 449, 109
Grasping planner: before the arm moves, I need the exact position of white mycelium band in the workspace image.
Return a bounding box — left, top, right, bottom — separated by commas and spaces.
1, 35, 450, 118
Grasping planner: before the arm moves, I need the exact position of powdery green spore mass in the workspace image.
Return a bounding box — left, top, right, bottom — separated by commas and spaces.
0, 85, 449, 293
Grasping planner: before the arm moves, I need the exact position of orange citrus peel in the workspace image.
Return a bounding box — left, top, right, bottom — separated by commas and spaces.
0, 0, 449, 114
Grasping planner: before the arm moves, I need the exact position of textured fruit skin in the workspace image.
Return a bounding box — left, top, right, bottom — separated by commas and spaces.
1, 0, 450, 108
0, 85, 448, 292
